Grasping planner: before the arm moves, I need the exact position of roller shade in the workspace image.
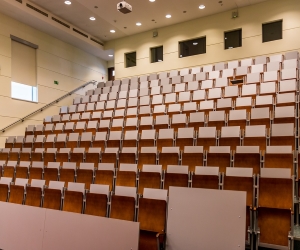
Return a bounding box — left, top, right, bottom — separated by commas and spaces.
11, 40, 37, 86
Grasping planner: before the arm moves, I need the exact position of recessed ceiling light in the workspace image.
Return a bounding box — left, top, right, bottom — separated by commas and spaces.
110, 30, 116, 33
149, 0, 155, 2
136, 22, 142, 26
90, 17, 96, 21
193, 42, 198, 45
166, 14, 171, 18
64, 1, 71, 5
108, 55, 113, 57
199, 5, 205, 9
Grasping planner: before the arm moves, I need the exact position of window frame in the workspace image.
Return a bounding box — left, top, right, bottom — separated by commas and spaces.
125, 51, 137, 68
178, 36, 206, 58
262, 20, 283, 43
150, 45, 163, 63
224, 28, 242, 50
11, 81, 38, 103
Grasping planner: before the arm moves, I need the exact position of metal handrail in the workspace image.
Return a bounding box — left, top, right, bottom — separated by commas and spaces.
1, 80, 97, 133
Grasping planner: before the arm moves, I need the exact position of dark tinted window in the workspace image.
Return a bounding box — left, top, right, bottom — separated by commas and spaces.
151, 46, 163, 63
224, 29, 242, 50
262, 20, 282, 43
179, 37, 206, 58
125, 52, 136, 68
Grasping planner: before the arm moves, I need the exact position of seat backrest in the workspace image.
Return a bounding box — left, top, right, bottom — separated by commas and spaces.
119, 163, 138, 173
158, 128, 174, 139
208, 110, 225, 122
167, 165, 189, 174
90, 184, 110, 195
142, 165, 162, 174
184, 146, 203, 153
80, 132, 92, 142
15, 178, 28, 187
94, 132, 107, 141
67, 182, 85, 193
124, 130, 138, 140
114, 186, 136, 199
177, 127, 194, 139
209, 146, 230, 154
49, 181, 64, 191
140, 147, 157, 153
198, 127, 216, 138
220, 126, 240, 138
31, 179, 46, 189
141, 130, 156, 140
195, 166, 219, 176
245, 125, 266, 137
271, 123, 294, 137
143, 188, 168, 201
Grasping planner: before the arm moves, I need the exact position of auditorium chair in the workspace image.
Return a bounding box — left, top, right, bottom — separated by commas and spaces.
181, 146, 204, 172
138, 147, 157, 170
250, 107, 271, 128
138, 165, 162, 194
43, 180, 64, 210
219, 126, 241, 150
84, 184, 109, 217
0, 177, 12, 202
197, 127, 217, 150
207, 146, 231, 173
116, 163, 137, 187
60, 162, 76, 186
25, 179, 45, 207
63, 182, 85, 214
94, 163, 115, 191
43, 162, 60, 186
29, 161, 44, 181
15, 161, 30, 179
159, 147, 180, 171
31, 148, 44, 162
164, 165, 189, 192
76, 163, 94, 189
192, 166, 220, 189
8, 178, 28, 204
207, 110, 225, 130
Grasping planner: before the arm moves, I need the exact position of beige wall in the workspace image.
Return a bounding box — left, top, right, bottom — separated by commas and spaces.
0, 12, 107, 147
106, 0, 300, 79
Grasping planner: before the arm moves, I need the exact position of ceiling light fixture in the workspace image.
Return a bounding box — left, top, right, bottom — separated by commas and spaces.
149, 0, 155, 2
166, 14, 171, 18
199, 5, 205, 9
193, 42, 198, 45
108, 55, 113, 57
136, 22, 142, 26
110, 30, 116, 33
90, 17, 96, 21
64, 1, 71, 5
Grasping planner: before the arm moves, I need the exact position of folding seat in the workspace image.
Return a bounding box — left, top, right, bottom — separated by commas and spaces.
164, 93, 177, 106
159, 147, 180, 171
159, 72, 169, 79
98, 119, 111, 132
281, 68, 298, 81
207, 110, 225, 130
104, 101, 116, 113
266, 61, 281, 72
124, 117, 138, 132
110, 118, 124, 132
264, 146, 294, 174
5, 136, 15, 148
207, 88, 222, 100
164, 165, 189, 192
25, 179, 45, 207
59, 106, 68, 115
68, 148, 84, 166
246, 72, 261, 85
53, 123, 65, 136
43, 116, 52, 125
215, 78, 228, 88
199, 100, 214, 114
72, 121, 86, 135
138, 188, 168, 250
219, 126, 241, 150
197, 127, 217, 150
227, 60, 239, 69
119, 147, 137, 166
276, 92, 296, 107
56, 148, 70, 166
284, 51, 299, 60
140, 75, 148, 82
139, 106, 152, 117
101, 148, 119, 166
149, 73, 157, 81
31, 148, 44, 162
74, 163, 93, 189
259, 82, 276, 97
235, 96, 253, 112
224, 85, 239, 99
113, 79, 122, 86
73, 96, 82, 105
203, 65, 214, 72
0, 177, 12, 202
106, 80, 113, 87
152, 105, 166, 118
270, 123, 295, 149
174, 83, 186, 93
128, 97, 138, 108
234, 146, 261, 174
94, 163, 115, 191
139, 88, 149, 97
171, 114, 187, 131
63, 182, 85, 213
102, 86, 111, 94
208, 70, 220, 80
169, 70, 178, 77
191, 67, 201, 74
86, 89, 94, 96
2, 161, 17, 179
207, 146, 231, 173
131, 76, 139, 84
256, 168, 294, 248
187, 81, 199, 91
250, 107, 271, 128
95, 101, 105, 112
12, 136, 24, 149
85, 148, 101, 168
25, 125, 35, 136
116, 99, 127, 110
94, 88, 102, 96
278, 79, 298, 93
171, 76, 182, 85
61, 114, 71, 124
216, 98, 233, 113
228, 109, 248, 129
121, 130, 138, 149
192, 166, 220, 190
263, 71, 279, 83
8, 178, 28, 204
84, 184, 109, 217
151, 94, 163, 107
28, 161, 44, 181
174, 127, 194, 150
68, 104, 77, 114
269, 54, 283, 63
201, 79, 213, 89
63, 122, 75, 135
151, 86, 161, 96
86, 120, 99, 134
116, 163, 137, 188
138, 165, 162, 194
179, 146, 204, 172
59, 162, 76, 186
235, 66, 249, 78
77, 103, 86, 113
43, 180, 64, 210
222, 69, 234, 78
114, 108, 125, 119
138, 147, 157, 170
19, 148, 32, 162
108, 91, 118, 100
282, 59, 299, 70
54, 133, 67, 149
33, 124, 44, 136
85, 103, 95, 113
223, 167, 254, 243
244, 125, 267, 151
129, 89, 138, 98
156, 128, 174, 151
154, 115, 169, 131
15, 161, 30, 179
139, 129, 156, 149
9, 148, 20, 162
273, 106, 295, 124
0, 148, 9, 165
110, 186, 136, 221
44, 148, 57, 167
250, 64, 265, 73
120, 84, 129, 93
92, 131, 107, 150
43, 123, 54, 136
106, 131, 122, 148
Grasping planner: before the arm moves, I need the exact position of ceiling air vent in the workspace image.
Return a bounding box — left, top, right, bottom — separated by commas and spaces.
90, 38, 104, 46
26, 3, 48, 17
73, 28, 88, 38
52, 17, 70, 29
16, 0, 22, 3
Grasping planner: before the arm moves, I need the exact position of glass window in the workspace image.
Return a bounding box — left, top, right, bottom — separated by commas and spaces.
151, 46, 163, 63
262, 20, 282, 43
224, 29, 242, 50
179, 37, 206, 58
11, 82, 38, 102
125, 52, 136, 68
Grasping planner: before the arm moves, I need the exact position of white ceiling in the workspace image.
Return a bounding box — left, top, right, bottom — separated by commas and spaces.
0, 0, 268, 60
